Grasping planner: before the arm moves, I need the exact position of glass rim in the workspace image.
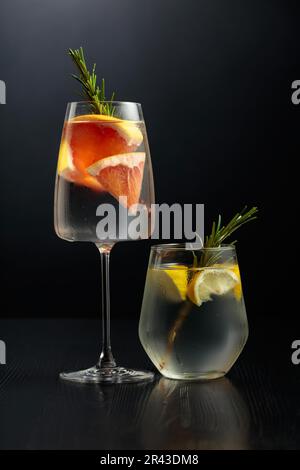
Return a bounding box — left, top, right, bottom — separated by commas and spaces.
151, 243, 236, 252
67, 100, 142, 106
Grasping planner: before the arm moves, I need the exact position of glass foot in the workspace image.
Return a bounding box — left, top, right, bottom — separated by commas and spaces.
59, 365, 155, 384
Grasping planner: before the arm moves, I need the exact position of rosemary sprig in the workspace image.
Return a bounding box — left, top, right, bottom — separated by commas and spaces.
204, 206, 258, 248
68, 47, 115, 115
200, 206, 258, 266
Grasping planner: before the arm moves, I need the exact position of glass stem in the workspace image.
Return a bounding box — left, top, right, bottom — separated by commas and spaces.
96, 243, 116, 369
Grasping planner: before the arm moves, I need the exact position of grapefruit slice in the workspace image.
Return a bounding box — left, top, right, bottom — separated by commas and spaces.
66, 115, 143, 172
62, 169, 104, 192
57, 137, 103, 191
87, 152, 145, 208
72, 114, 143, 147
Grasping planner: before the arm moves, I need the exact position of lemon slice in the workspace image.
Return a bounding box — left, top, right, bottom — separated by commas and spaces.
229, 264, 242, 300
149, 266, 188, 303
187, 266, 239, 306
211, 263, 242, 301
57, 140, 74, 174
72, 114, 143, 147
163, 265, 188, 301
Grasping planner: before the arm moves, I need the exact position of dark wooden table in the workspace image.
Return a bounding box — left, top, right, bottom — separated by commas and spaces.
0, 317, 299, 450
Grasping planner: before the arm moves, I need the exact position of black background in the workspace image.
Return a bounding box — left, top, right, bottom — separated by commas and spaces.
0, 0, 296, 320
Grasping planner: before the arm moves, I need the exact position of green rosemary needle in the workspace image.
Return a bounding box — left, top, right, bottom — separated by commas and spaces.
200, 206, 258, 266
68, 47, 115, 116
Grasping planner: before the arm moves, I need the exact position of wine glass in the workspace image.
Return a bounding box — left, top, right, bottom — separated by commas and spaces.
54, 101, 155, 383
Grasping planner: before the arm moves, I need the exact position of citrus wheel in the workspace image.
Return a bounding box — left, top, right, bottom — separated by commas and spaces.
187, 266, 240, 306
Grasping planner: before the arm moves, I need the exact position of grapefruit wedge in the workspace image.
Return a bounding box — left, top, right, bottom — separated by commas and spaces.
66, 115, 143, 172
57, 137, 103, 191
57, 114, 143, 192
87, 152, 146, 208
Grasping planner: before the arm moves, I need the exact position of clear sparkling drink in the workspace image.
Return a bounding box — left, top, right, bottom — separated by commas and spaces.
54, 116, 153, 242
139, 248, 248, 380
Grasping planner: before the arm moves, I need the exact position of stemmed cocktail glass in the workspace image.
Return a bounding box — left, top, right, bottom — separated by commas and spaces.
54, 101, 154, 383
